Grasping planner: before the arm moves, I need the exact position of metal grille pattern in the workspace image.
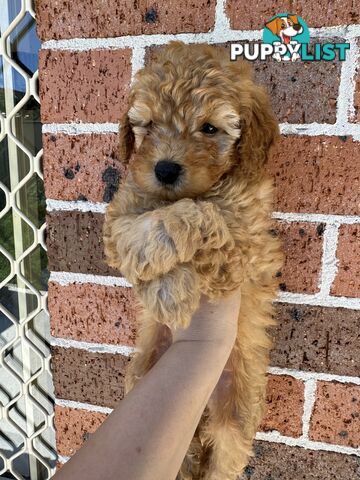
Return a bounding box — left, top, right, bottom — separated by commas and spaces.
0, 0, 56, 478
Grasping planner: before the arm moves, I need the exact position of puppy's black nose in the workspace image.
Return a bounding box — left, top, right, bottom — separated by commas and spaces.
154, 160, 182, 185
293, 23, 302, 31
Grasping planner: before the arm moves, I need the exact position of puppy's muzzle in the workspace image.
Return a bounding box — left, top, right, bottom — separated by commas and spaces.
155, 160, 182, 185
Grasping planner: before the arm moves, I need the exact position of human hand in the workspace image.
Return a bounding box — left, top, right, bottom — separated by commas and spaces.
171, 288, 241, 351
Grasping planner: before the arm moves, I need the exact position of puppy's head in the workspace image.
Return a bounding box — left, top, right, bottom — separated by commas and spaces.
265, 15, 303, 42
120, 41, 278, 200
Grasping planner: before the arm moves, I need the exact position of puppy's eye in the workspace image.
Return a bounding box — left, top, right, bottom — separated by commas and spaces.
201, 123, 218, 135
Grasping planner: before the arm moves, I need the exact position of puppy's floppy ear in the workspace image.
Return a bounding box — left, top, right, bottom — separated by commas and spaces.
288, 14, 300, 25
119, 112, 135, 164
265, 17, 282, 35
236, 83, 279, 177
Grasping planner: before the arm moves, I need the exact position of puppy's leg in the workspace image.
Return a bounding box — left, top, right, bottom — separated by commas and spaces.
104, 198, 232, 285
200, 289, 274, 480
198, 365, 250, 480
136, 263, 201, 329
176, 426, 204, 480
125, 314, 173, 393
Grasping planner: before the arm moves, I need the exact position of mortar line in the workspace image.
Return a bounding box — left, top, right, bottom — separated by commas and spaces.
49, 336, 360, 385
268, 367, 360, 386
42, 123, 119, 134
214, 0, 230, 33
310, 24, 360, 38
56, 438, 360, 460
46, 199, 108, 213
131, 44, 145, 81
50, 336, 137, 355
55, 398, 113, 414
41, 24, 360, 51
273, 212, 360, 225
301, 379, 317, 439
42, 122, 360, 138
41, 29, 262, 51
280, 122, 360, 139
277, 291, 360, 310
317, 224, 340, 297
336, 36, 359, 124
255, 431, 360, 457
46, 199, 360, 225
49, 271, 132, 287
49, 271, 360, 310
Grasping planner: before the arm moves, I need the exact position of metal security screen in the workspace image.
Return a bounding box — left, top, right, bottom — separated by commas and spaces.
0, 0, 56, 478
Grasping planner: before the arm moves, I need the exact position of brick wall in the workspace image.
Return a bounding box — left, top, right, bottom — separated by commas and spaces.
36, 1, 360, 477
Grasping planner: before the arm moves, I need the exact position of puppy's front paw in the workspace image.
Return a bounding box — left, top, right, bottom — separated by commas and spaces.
136, 264, 200, 329
291, 52, 301, 61
119, 216, 179, 284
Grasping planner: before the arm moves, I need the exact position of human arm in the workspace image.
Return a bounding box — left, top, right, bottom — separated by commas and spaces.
52, 290, 241, 480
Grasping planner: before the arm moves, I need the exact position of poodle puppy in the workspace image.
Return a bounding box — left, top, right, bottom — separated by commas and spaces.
103, 41, 283, 480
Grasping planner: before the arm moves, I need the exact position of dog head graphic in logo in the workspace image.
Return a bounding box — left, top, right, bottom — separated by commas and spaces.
264, 13, 307, 62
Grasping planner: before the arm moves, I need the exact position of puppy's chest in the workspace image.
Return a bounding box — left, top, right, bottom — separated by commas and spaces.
192, 224, 246, 296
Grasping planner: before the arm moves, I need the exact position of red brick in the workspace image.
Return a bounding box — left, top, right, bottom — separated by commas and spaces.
253, 44, 341, 124
36, 0, 216, 40
55, 405, 108, 457
272, 304, 360, 377
331, 225, 360, 298
48, 282, 138, 346
267, 136, 360, 215
239, 441, 360, 479
260, 375, 304, 437
46, 211, 120, 277
226, 0, 359, 30
43, 133, 127, 203
276, 222, 323, 294
39, 49, 131, 123
51, 347, 130, 408
310, 381, 360, 448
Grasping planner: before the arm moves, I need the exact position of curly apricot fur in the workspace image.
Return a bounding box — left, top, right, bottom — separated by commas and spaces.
103, 41, 283, 480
